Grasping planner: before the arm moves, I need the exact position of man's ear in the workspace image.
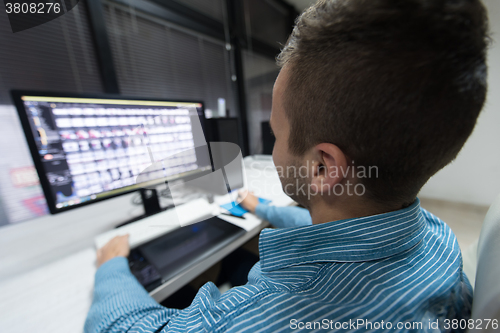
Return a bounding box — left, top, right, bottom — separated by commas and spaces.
310, 143, 348, 194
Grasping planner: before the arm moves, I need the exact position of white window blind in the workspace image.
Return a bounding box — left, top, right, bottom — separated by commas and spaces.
0, 2, 103, 225
172, 0, 226, 22
104, 1, 235, 115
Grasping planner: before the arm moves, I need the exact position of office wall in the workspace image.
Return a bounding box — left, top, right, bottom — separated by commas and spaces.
418, 0, 500, 207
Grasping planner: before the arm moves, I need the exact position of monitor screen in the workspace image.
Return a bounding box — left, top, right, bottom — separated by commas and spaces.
12, 92, 212, 214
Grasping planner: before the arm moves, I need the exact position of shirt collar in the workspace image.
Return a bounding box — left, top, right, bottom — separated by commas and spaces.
258, 198, 426, 272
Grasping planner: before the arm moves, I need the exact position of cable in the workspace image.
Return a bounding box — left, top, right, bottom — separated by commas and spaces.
131, 192, 142, 205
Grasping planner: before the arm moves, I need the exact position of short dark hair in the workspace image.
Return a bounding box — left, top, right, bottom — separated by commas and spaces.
278, 0, 489, 206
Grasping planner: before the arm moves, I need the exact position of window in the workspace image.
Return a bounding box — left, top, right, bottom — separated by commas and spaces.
172, 0, 226, 22
104, 1, 235, 115
0, 3, 103, 225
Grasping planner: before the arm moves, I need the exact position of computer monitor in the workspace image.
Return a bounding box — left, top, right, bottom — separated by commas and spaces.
12, 91, 213, 215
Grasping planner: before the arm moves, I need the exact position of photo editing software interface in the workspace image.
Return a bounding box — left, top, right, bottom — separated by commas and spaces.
19, 96, 212, 211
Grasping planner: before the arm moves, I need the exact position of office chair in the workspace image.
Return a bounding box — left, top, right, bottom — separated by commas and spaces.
469, 194, 500, 332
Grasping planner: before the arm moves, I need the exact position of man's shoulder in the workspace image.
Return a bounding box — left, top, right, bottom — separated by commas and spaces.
179, 208, 471, 332
419, 207, 460, 244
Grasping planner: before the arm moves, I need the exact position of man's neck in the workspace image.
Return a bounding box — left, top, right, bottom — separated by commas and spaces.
308, 198, 404, 225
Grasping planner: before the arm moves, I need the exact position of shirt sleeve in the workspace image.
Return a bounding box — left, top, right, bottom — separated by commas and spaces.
84, 257, 178, 333
254, 204, 312, 228
84, 257, 260, 332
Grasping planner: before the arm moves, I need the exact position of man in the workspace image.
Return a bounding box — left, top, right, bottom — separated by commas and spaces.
85, 0, 489, 331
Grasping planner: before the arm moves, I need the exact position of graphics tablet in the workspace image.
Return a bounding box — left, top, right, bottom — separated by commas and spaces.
128, 216, 246, 292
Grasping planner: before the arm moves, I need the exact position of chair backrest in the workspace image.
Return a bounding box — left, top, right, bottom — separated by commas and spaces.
470, 194, 500, 331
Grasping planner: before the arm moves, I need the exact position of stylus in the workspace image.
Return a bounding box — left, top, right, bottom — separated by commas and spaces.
220, 212, 246, 220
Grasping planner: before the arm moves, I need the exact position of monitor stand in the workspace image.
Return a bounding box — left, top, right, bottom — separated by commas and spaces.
115, 188, 169, 228
140, 188, 162, 216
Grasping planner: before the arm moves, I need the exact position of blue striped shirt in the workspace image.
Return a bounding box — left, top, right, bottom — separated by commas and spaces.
85, 198, 472, 332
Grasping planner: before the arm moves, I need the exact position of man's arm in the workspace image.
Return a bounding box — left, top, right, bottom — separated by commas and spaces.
85, 236, 178, 333
238, 191, 312, 228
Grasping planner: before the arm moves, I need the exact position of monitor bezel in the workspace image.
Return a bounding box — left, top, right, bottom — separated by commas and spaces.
11, 90, 210, 215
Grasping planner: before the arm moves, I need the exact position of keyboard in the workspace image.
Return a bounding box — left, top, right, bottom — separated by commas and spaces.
94, 198, 215, 249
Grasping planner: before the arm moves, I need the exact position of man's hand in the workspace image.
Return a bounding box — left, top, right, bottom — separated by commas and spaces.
238, 190, 259, 213
96, 235, 130, 268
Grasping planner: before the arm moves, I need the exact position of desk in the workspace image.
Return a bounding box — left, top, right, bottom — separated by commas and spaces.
0, 156, 293, 333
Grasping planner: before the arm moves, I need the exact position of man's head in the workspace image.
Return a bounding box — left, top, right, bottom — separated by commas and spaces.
272, 0, 489, 209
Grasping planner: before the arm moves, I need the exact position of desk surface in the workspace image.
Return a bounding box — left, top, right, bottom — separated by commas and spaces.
0, 156, 293, 333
